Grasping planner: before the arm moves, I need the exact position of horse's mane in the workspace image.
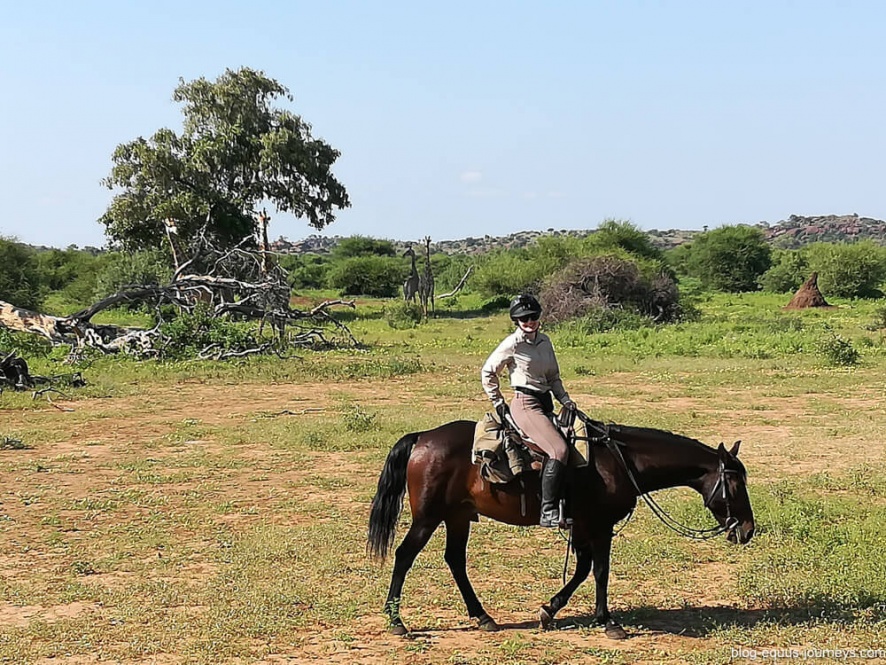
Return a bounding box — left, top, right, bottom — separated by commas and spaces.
609, 423, 714, 453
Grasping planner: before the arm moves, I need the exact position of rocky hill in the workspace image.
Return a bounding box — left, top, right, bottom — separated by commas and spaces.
271, 213, 886, 256
760, 214, 886, 249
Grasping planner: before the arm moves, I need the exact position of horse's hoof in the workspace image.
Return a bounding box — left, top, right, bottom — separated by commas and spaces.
476, 614, 500, 632
603, 621, 627, 640
388, 622, 409, 637
538, 605, 555, 630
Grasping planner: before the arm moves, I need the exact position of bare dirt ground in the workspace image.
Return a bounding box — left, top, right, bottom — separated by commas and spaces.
2, 378, 884, 664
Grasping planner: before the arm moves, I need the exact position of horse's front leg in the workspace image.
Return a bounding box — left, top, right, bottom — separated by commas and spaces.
590, 533, 627, 639
538, 540, 593, 630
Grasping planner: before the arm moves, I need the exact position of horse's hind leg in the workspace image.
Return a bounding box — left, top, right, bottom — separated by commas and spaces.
444, 515, 498, 632
539, 543, 593, 630
384, 517, 440, 635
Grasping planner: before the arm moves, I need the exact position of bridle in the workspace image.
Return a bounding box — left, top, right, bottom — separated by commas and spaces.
576, 414, 742, 540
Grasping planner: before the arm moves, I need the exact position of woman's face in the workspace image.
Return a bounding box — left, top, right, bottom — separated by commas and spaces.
515, 314, 540, 335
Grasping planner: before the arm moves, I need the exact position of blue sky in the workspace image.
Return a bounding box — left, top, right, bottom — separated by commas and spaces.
2, 1, 884, 248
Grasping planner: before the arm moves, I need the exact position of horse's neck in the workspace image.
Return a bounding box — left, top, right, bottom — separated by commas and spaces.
618, 431, 716, 495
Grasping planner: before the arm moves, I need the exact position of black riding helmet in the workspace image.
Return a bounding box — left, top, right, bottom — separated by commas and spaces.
509, 294, 542, 321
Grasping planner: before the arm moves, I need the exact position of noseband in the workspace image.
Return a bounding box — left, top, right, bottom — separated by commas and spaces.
703, 459, 742, 534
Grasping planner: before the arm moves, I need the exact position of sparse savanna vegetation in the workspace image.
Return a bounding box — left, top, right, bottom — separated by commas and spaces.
3, 59, 885, 664
2, 279, 885, 663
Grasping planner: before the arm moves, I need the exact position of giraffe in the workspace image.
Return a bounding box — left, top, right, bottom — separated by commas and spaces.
402, 247, 420, 303
417, 236, 435, 318
256, 208, 272, 278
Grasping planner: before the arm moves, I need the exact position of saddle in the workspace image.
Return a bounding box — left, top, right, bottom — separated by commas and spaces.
472, 409, 596, 484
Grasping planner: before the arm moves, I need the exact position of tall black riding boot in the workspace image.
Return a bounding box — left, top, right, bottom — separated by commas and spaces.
539, 459, 566, 528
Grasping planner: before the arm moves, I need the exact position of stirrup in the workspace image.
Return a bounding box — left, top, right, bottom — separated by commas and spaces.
560, 498, 573, 527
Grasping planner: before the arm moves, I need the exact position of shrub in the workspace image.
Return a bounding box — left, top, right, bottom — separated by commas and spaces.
94, 250, 173, 302
326, 256, 405, 297
472, 251, 550, 298
332, 236, 396, 258
759, 249, 808, 293
817, 333, 860, 367
279, 253, 329, 289
539, 255, 683, 325
683, 225, 772, 292
584, 219, 663, 261
864, 306, 886, 331
340, 404, 379, 432
805, 241, 886, 298
383, 300, 423, 329
0, 237, 43, 310
565, 308, 652, 334
158, 305, 258, 359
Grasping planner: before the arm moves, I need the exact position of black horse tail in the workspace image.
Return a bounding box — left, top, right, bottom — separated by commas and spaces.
368, 431, 420, 562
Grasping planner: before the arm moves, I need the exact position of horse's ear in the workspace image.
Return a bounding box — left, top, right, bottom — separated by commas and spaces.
717, 442, 727, 459
729, 440, 741, 457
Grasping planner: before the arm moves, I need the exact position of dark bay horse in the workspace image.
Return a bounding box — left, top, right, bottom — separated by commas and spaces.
368, 419, 755, 638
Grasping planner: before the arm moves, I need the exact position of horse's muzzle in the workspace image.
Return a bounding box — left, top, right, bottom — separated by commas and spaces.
727, 520, 755, 545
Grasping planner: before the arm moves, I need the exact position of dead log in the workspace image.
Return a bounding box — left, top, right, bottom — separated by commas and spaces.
1, 224, 357, 358
437, 266, 474, 299
0, 351, 32, 388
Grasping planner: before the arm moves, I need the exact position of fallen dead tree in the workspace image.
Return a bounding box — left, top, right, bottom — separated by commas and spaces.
0, 222, 357, 359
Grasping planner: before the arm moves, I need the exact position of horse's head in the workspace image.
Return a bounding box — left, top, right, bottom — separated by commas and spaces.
703, 441, 755, 544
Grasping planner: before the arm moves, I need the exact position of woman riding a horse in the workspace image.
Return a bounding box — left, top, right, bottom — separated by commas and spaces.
482, 294, 576, 527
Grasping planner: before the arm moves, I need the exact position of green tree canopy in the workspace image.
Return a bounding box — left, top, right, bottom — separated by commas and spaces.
682, 225, 771, 292
585, 219, 663, 261
333, 236, 396, 258
326, 256, 405, 297
100, 68, 350, 251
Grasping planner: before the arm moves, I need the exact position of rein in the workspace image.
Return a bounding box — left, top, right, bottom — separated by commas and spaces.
575, 412, 740, 540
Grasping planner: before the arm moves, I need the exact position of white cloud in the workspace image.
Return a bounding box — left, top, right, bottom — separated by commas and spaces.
459, 170, 483, 184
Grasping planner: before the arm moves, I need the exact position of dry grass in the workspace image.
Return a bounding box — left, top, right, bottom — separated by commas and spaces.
1, 311, 885, 664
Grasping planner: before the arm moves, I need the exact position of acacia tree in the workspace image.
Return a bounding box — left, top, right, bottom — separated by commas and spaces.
684, 225, 771, 292
100, 68, 350, 250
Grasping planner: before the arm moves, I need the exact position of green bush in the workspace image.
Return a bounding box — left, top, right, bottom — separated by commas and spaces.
805, 241, 886, 298
0, 328, 53, 357
584, 219, 663, 262
759, 249, 809, 293
682, 225, 772, 292
559, 308, 652, 334
332, 236, 396, 258
158, 306, 258, 359
865, 306, 886, 331
0, 237, 43, 310
817, 333, 860, 367
94, 250, 173, 302
383, 300, 423, 329
279, 253, 329, 289
326, 256, 405, 297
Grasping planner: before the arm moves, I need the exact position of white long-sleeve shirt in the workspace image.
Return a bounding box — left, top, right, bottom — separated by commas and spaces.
481, 329, 571, 408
